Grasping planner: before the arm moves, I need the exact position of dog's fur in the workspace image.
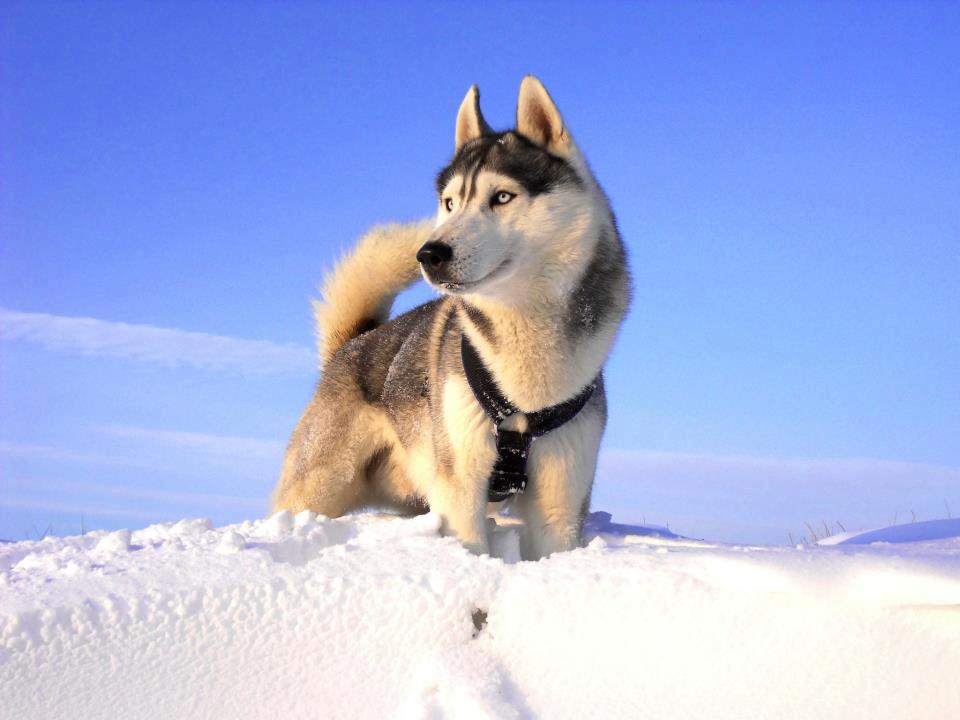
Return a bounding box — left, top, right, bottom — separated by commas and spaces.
272, 76, 630, 559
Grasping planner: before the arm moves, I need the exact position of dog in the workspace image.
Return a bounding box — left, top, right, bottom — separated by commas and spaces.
272, 76, 630, 560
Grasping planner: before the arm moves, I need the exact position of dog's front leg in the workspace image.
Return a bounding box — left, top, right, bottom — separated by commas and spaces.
430, 376, 499, 554
519, 413, 604, 560
427, 476, 490, 555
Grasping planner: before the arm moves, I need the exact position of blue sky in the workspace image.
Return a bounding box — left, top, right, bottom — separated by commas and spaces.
2, 1, 958, 544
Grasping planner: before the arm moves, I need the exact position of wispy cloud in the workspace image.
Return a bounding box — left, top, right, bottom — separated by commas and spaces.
1, 428, 285, 502
3, 477, 265, 512
594, 448, 959, 543
598, 449, 960, 490
0, 498, 163, 520
98, 424, 285, 461
0, 441, 138, 467
1, 428, 285, 474
0, 307, 313, 375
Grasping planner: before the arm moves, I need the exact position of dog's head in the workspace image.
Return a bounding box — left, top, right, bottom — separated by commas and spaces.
419, 76, 606, 303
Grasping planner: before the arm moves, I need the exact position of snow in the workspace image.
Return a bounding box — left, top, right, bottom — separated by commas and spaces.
818, 517, 960, 546
2, 510, 960, 719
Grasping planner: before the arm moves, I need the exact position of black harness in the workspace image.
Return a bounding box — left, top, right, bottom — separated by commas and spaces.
460, 335, 598, 502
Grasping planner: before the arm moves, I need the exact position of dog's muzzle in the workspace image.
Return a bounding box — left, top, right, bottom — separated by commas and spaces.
416, 241, 453, 270
417, 240, 455, 284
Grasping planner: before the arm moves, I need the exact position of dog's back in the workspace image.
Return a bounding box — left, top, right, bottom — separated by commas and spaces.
274, 222, 440, 516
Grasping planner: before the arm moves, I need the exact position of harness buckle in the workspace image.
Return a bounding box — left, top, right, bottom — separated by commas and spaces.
488, 429, 533, 502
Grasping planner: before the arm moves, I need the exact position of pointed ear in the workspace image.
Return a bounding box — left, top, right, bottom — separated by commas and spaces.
516, 75, 574, 157
455, 85, 492, 153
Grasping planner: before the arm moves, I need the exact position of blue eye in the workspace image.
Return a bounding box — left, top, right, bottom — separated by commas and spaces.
444, 198, 454, 212
492, 191, 515, 207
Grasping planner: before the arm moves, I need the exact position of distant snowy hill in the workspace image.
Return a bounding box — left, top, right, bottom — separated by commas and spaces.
2, 511, 959, 719
818, 517, 960, 546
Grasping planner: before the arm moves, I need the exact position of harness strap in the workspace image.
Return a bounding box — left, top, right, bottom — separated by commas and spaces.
460, 335, 598, 501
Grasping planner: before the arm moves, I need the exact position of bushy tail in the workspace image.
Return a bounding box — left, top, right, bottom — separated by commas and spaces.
313, 220, 434, 367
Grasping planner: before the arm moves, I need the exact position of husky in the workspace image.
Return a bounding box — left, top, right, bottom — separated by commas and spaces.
272, 76, 630, 559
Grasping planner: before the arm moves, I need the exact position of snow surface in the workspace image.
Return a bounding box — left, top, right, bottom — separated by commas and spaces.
818, 517, 960, 546
2, 510, 960, 720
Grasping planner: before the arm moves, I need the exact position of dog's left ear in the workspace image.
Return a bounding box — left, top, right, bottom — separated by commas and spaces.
516, 75, 575, 157
455, 85, 492, 153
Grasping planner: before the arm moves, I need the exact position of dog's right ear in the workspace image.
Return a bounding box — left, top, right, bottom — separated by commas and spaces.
516, 75, 575, 158
455, 85, 492, 153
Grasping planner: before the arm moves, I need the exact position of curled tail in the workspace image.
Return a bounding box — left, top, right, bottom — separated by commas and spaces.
313, 220, 434, 367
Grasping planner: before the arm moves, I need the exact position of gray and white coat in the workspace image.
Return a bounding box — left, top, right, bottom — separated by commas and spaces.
273, 76, 630, 560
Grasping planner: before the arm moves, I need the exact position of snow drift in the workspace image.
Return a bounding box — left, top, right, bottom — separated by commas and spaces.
2, 511, 959, 719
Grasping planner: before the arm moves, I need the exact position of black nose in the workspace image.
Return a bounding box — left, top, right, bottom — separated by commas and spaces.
416, 241, 453, 269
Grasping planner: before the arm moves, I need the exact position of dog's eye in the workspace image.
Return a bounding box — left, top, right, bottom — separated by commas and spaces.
443, 198, 454, 212
492, 191, 516, 207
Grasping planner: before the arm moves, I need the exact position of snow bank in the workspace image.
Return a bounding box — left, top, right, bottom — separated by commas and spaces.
2, 511, 959, 719
818, 517, 960, 546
